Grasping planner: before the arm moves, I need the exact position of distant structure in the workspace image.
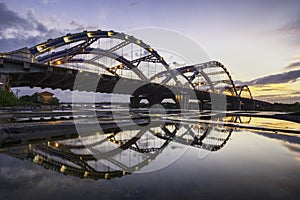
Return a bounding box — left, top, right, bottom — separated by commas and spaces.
38, 91, 54, 104
0, 30, 270, 110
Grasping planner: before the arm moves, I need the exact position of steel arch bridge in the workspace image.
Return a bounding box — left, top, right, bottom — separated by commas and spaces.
0, 30, 255, 110
1, 115, 250, 180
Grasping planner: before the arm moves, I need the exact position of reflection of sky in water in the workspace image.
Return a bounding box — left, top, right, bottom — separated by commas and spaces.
248, 117, 300, 130
0, 130, 299, 200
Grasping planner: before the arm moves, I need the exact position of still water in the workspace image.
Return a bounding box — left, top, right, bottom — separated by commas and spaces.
0, 112, 299, 200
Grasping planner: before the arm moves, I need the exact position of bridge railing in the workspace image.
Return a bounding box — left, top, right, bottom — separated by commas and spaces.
0, 47, 34, 63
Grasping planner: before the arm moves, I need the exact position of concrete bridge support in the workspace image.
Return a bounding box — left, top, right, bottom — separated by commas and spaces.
0, 74, 11, 91
175, 94, 189, 110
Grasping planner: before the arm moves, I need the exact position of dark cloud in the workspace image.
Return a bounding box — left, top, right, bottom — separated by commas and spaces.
278, 15, 300, 44
0, 3, 34, 31
0, 2, 98, 52
26, 8, 48, 33
0, 2, 58, 51
0, 28, 64, 52
69, 20, 98, 32
284, 61, 300, 70
129, 2, 139, 7
279, 16, 300, 34
246, 69, 300, 85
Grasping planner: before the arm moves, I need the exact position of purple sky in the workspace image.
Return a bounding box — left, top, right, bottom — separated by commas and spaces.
1, 0, 300, 102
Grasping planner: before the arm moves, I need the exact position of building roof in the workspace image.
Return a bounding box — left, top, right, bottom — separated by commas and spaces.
39, 91, 54, 96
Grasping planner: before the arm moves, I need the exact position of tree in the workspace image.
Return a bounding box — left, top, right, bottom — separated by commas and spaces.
50, 97, 60, 106
19, 92, 41, 105
0, 89, 19, 107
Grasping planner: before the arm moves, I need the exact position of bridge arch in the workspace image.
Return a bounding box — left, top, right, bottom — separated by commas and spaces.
236, 85, 253, 99
0, 29, 255, 110
29, 30, 180, 84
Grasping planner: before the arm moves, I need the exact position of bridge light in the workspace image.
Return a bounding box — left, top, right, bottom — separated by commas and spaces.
36, 44, 47, 53
54, 142, 59, 148
154, 76, 158, 81
84, 171, 89, 177
149, 47, 153, 52
104, 173, 110, 179
87, 32, 93, 38
79, 69, 83, 73
63, 36, 71, 43
33, 155, 43, 164
125, 35, 129, 40
60, 165, 66, 173
56, 60, 62, 65
107, 31, 114, 37
136, 40, 141, 44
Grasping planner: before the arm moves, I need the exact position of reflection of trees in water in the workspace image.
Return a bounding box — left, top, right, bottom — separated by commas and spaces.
0, 115, 251, 180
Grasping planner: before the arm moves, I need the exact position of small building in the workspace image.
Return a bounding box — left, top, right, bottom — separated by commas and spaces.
38, 91, 54, 104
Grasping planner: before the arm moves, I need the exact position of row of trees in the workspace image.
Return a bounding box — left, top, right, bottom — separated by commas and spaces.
0, 89, 60, 107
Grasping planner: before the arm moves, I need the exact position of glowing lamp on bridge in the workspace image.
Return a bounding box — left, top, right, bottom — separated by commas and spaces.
36, 44, 47, 53
54, 142, 59, 148
87, 32, 93, 38
60, 165, 67, 173
63, 36, 71, 43
55, 60, 62, 65
104, 173, 110, 179
107, 31, 114, 37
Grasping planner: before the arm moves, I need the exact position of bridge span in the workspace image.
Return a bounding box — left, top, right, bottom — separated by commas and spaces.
0, 30, 268, 110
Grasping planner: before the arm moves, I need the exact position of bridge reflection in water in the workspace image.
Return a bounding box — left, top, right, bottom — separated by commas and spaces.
0, 113, 251, 180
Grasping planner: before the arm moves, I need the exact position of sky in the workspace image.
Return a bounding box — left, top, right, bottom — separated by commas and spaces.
0, 0, 300, 103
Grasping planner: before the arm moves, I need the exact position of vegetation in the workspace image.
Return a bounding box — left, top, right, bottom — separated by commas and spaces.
49, 97, 60, 106
0, 89, 20, 107
19, 93, 40, 106
257, 102, 300, 112
0, 90, 60, 107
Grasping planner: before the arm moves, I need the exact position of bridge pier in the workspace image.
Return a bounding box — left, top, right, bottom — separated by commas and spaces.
130, 95, 173, 109
130, 96, 141, 108
198, 100, 205, 111
175, 94, 189, 110
0, 74, 11, 91
231, 100, 241, 110
241, 99, 255, 110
